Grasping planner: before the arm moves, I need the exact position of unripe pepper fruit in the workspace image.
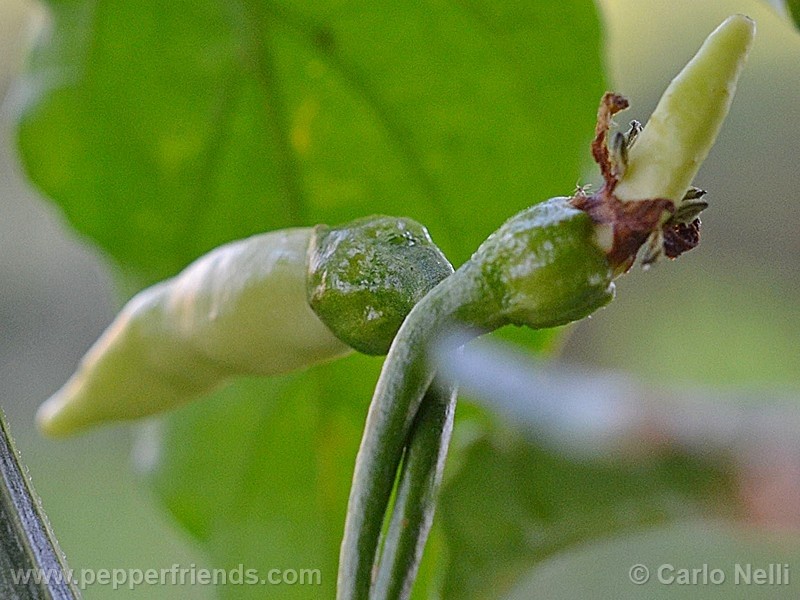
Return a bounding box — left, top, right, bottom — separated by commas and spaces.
37, 217, 452, 437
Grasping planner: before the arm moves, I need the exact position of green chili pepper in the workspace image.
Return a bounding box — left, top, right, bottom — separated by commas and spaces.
338, 15, 755, 600
37, 217, 452, 437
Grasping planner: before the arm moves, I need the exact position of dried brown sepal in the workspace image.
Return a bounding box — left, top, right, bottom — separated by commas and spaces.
591, 92, 629, 190
572, 92, 709, 273
571, 188, 673, 274
663, 218, 701, 259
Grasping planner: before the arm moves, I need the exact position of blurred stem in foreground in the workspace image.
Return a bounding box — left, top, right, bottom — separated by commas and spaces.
0, 410, 80, 599
433, 330, 800, 531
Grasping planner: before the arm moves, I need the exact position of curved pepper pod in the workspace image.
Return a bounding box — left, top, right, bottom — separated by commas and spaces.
37, 217, 451, 438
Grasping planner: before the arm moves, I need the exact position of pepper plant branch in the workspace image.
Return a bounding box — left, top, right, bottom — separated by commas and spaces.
24, 13, 757, 600
370, 378, 456, 600
337, 280, 484, 600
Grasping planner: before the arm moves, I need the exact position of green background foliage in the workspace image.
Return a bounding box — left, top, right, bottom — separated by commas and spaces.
4, 0, 800, 598
780, 0, 800, 29
18, 0, 603, 279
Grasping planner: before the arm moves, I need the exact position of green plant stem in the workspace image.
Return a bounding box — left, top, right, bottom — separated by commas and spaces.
337, 20, 757, 584
337, 278, 490, 600
370, 378, 456, 600
338, 198, 613, 600
0, 410, 80, 599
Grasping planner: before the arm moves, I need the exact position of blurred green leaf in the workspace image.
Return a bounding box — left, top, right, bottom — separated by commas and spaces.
144, 356, 381, 599
503, 520, 800, 599
778, 0, 800, 31
17, 0, 606, 598
18, 0, 604, 279
438, 429, 736, 600
791, 0, 800, 30
763, 0, 800, 31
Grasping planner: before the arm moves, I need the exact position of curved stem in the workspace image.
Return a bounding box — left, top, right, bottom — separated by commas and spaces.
338, 197, 613, 599
338, 16, 754, 598
370, 378, 457, 600
337, 272, 492, 600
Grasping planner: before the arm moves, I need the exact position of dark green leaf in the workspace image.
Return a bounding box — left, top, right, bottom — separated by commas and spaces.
788, 0, 800, 31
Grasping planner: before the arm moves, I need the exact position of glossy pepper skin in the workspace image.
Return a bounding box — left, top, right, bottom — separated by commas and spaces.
37, 217, 451, 438
307, 216, 453, 356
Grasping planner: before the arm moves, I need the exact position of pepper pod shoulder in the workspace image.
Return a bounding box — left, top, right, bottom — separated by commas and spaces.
307, 216, 454, 356
467, 197, 615, 330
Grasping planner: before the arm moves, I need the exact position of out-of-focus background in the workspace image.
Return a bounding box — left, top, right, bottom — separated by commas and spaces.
0, 0, 798, 598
